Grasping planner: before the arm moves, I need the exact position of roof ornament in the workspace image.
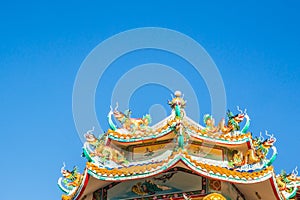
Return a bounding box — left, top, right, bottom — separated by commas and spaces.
236, 106, 250, 134
168, 90, 186, 118
217, 106, 250, 135
265, 130, 277, 143
83, 128, 129, 166
276, 167, 300, 199
108, 104, 118, 131
108, 102, 152, 133
229, 129, 277, 170
167, 91, 189, 150
57, 163, 82, 195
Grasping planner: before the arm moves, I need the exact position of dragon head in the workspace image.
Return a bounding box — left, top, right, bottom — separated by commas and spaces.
84, 133, 97, 143
263, 131, 276, 147
253, 132, 265, 147
60, 163, 75, 179
228, 106, 247, 123
84, 127, 99, 144
287, 167, 299, 181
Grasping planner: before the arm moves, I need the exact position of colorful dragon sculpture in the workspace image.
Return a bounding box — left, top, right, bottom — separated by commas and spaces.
57, 163, 82, 194
83, 128, 129, 166
108, 103, 152, 133
229, 131, 277, 169
276, 167, 300, 199
202, 107, 250, 135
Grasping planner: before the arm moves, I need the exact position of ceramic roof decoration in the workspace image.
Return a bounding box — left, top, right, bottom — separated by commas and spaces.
58, 91, 300, 200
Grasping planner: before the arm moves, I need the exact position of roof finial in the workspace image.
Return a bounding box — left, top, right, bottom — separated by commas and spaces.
174, 90, 182, 97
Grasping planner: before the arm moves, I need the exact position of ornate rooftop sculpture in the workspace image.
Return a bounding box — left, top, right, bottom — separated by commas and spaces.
58, 91, 300, 200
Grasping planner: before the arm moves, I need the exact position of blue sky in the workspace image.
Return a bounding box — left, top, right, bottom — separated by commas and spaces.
0, 1, 299, 199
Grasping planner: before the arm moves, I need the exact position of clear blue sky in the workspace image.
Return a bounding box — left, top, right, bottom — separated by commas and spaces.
0, 1, 299, 199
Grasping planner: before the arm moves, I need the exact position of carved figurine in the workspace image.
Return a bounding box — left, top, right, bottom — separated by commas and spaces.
202, 114, 219, 134
168, 90, 186, 118
276, 167, 299, 192
275, 167, 300, 199
219, 107, 250, 134
229, 132, 277, 167
84, 131, 128, 165
202, 107, 250, 135
58, 163, 82, 194
108, 103, 152, 132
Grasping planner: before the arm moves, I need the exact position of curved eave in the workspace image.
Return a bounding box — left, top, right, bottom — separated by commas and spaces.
69, 155, 285, 200
107, 128, 253, 148
188, 130, 252, 147
107, 114, 178, 143
107, 124, 253, 148
68, 164, 282, 200
86, 152, 274, 184
107, 127, 175, 144
234, 174, 283, 200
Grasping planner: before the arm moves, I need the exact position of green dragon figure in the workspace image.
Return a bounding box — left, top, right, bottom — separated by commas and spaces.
84, 130, 129, 165
229, 131, 277, 168
108, 103, 152, 133
58, 163, 82, 194
202, 107, 250, 135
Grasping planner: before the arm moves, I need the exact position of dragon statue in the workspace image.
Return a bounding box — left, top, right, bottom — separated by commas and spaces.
276, 167, 300, 199
108, 103, 152, 133
57, 163, 82, 194
83, 128, 128, 166
202, 107, 250, 135
229, 131, 277, 169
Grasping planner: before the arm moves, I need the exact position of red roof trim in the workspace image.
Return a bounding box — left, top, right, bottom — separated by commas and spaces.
269, 176, 282, 200
74, 173, 90, 200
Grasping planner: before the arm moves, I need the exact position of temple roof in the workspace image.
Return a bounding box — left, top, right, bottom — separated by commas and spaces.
58, 91, 299, 200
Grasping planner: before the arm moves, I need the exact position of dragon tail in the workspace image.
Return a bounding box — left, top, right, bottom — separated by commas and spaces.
267, 146, 278, 166
241, 114, 250, 134
108, 110, 117, 131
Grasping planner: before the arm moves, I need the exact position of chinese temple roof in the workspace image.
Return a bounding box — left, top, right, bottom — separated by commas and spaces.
58, 91, 300, 200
